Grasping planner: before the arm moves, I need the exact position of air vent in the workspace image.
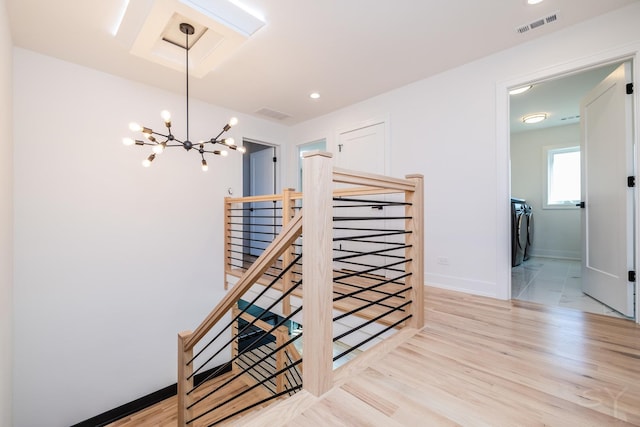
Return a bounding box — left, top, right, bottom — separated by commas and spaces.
255, 107, 292, 121
560, 115, 580, 121
515, 11, 559, 35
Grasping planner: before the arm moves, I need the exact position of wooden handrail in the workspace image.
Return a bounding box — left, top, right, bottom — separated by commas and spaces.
186, 211, 303, 350
333, 167, 416, 191
225, 192, 302, 204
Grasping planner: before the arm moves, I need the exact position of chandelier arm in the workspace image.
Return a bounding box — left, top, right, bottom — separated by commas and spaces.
210, 129, 227, 142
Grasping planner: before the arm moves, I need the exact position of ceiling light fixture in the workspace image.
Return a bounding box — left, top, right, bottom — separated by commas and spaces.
527, 0, 544, 5
123, 22, 245, 171
522, 113, 547, 124
509, 85, 532, 95
310, 92, 320, 99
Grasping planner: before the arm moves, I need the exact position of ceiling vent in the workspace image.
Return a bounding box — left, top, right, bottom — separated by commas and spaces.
255, 107, 292, 121
115, 0, 265, 77
516, 11, 559, 34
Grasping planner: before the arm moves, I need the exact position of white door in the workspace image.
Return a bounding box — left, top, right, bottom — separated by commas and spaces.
249, 147, 276, 257
334, 122, 389, 275
580, 62, 635, 317
335, 122, 386, 173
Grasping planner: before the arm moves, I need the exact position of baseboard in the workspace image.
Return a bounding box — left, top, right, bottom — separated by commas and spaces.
425, 273, 499, 299
70, 363, 232, 427
528, 249, 580, 260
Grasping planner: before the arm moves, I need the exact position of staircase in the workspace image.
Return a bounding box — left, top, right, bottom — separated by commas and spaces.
176, 152, 424, 426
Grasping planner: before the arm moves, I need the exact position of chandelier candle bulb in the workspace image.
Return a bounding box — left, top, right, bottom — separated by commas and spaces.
142, 153, 156, 167
122, 137, 134, 146
201, 159, 208, 171
160, 110, 172, 127
152, 142, 165, 154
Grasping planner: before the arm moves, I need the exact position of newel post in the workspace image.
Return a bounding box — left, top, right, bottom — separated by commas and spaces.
178, 330, 194, 427
302, 151, 334, 396
275, 325, 289, 393
405, 174, 425, 329
281, 188, 296, 315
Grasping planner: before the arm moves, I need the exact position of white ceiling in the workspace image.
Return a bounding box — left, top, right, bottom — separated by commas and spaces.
6, 0, 638, 125
509, 62, 623, 134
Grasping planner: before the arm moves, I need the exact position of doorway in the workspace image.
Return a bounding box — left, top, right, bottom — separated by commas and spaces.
508, 62, 635, 319
242, 139, 279, 259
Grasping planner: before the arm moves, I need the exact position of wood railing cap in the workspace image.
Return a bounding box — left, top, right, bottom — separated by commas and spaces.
302, 150, 333, 159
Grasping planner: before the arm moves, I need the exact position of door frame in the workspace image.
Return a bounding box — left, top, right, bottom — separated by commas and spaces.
243, 138, 281, 196
496, 43, 640, 323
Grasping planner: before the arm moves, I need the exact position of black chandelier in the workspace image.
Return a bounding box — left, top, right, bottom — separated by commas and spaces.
123, 22, 245, 171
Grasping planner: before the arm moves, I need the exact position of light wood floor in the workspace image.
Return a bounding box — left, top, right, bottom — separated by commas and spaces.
111, 286, 640, 426
107, 371, 272, 427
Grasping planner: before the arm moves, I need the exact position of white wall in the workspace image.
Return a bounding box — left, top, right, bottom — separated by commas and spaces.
511, 125, 581, 260
0, 0, 13, 425
288, 3, 640, 298
12, 48, 289, 427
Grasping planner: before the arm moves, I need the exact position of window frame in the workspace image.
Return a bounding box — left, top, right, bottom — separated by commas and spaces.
542, 144, 581, 210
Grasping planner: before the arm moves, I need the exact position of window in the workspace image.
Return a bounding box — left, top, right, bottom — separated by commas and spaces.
544, 145, 581, 208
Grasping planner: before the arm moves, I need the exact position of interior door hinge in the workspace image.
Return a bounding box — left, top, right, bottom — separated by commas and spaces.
629, 271, 636, 282
628, 176, 636, 187
272, 156, 277, 163
338, 144, 343, 153
627, 83, 634, 95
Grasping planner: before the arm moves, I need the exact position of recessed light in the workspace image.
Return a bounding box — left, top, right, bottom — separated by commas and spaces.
527, 0, 544, 4
309, 92, 320, 99
522, 113, 547, 124
509, 85, 532, 95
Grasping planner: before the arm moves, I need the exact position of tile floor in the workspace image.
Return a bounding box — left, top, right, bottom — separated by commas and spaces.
512, 257, 632, 319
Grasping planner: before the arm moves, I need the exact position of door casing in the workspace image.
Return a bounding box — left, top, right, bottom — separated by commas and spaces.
496, 44, 640, 323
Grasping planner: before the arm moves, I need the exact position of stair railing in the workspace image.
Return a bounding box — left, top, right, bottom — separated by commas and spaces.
178, 151, 423, 425
178, 212, 303, 426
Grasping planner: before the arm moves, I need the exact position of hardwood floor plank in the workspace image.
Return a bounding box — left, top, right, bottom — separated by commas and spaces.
108, 286, 640, 426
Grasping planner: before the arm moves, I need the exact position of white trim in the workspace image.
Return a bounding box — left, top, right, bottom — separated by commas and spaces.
496, 42, 640, 323
296, 138, 327, 191
242, 137, 282, 194
425, 273, 498, 299
542, 144, 581, 209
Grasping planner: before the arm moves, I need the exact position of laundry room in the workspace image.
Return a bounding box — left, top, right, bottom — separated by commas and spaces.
508, 61, 635, 319
510, 123, 581, 262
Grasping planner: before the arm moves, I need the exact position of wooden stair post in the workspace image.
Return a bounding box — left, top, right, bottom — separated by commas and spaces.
275, 325, 289, 393
302, 151, 334, 396
405, 174, 424, 329
281, 188, 296, 315
178, 330, 194, 427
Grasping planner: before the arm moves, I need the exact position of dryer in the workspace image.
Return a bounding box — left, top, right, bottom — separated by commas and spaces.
511, 198, 528, 267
